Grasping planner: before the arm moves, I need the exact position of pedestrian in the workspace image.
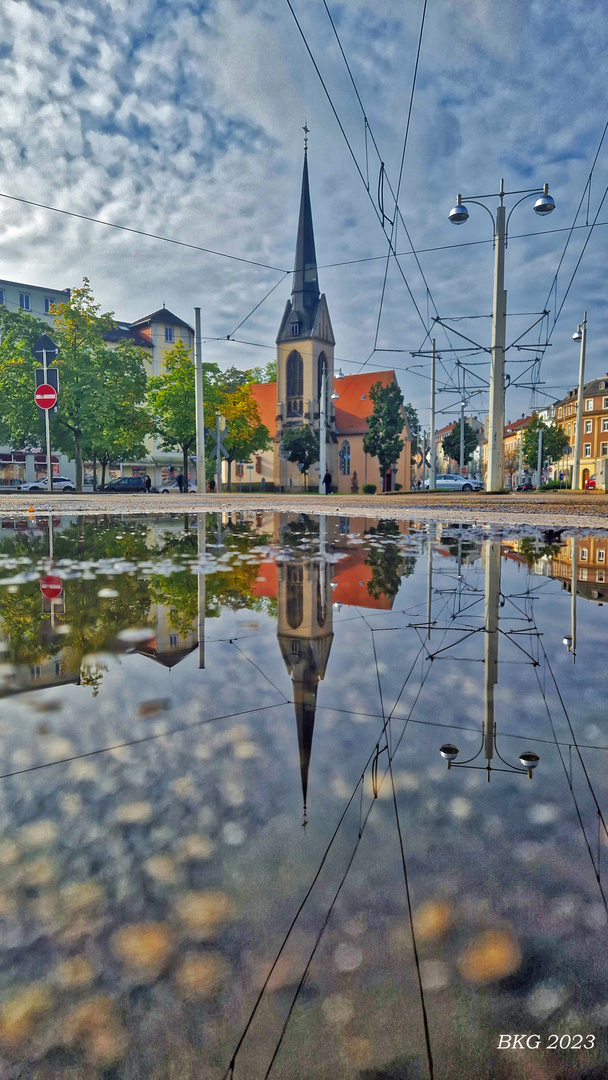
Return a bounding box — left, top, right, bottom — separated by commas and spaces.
323, 470, 332, 495
417, 478, 422, 491
209, 476, 216, 493
144, 474, 151, 492
176, 472, 184, 493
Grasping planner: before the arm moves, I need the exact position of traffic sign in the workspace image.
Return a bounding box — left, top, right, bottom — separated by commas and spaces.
35, 368, 59, 416
34, 384, 58, 410
209, 427, 229, 459
32, 335, 59, 364
40, 574, 62, 600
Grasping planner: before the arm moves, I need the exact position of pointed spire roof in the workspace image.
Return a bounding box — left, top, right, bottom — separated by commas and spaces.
291, 150, 320, 315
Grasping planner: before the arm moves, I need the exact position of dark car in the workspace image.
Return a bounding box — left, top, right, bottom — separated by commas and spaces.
102, 476, 147, 493
516, 481, 535, 491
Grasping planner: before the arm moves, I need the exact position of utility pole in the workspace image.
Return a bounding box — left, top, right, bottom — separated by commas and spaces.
197, 513, 205, 669
318, 364, 326, 494
430, 339, 437, 489
216, 412, 222, 494
536, 424, 543, 488
571, 313, 587, 491
459, 396, 466, 474
194, 308, 205, 494
488, 188, 507, 493
422, 430, 427, 488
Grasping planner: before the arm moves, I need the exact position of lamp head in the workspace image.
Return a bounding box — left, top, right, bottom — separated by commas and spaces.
448, 195, 469, 225
533, 188, 555, 215
337, 368, 345, 379
440, 743, 459, 762
331, 391, 339, 400
572, 327, 582, 342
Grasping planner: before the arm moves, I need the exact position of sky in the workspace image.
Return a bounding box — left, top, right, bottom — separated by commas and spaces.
1, 0, 608, 429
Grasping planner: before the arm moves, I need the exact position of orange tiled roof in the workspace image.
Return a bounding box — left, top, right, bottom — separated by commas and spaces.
251, 551, 393, 610
249, 382, 279, 437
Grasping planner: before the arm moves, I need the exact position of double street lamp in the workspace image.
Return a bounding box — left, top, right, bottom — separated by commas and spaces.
448, 180, 555, 493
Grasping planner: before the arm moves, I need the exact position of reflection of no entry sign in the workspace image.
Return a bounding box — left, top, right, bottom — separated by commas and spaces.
40, 575, 62, 600
34, 384, 58, 410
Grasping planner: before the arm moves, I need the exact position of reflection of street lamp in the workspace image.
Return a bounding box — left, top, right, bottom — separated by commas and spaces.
448, 180, 555, 492
438, 541, 540, 781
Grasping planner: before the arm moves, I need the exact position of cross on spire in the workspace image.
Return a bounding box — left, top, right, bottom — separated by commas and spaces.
303, 121, 309, 151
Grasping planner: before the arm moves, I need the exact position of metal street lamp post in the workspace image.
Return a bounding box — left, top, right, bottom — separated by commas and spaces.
571, 315, 587, 491
448, 180, 555, 493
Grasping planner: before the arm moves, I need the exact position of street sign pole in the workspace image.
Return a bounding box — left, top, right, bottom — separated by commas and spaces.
194, 307, 205, 494
216, 412, 222, 494
42, 349, 53, 494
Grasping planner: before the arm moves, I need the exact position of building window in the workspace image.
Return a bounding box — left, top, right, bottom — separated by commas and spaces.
569, 404, 573, 415
317, 351, 328, 411
602, 419, 608, 432
54, 661, 61, 675
19, 293, 30, 310
290, 640, 300, 656
30, 665, 41, 679
291, 321, 300, 336
286, 350, 304, 416
585, 398, 593, 411
604, 398, 608, 409
585, 419, 592, 433
602, 443, 608, 457
0, 289, 4, 306
598, 570, 605, 583
165, 327, 174, 343
169, 634, 179, 648
579, 568, 587, 581
44, 297, 55, 314
598, 549, 606, 563
584, 443, 591, 457
339, 439, 351, 475
581, 548, 588, 561
558, 407, 562, 417
286, 563, 304, 629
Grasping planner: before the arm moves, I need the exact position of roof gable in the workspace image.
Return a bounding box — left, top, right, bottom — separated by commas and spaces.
130, 307, 194, 333
333, 370, 411, 437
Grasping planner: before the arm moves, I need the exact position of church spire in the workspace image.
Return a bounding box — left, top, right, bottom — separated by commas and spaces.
291, 147, 320, 316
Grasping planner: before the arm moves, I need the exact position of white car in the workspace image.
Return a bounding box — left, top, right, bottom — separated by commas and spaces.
18, 476, 75, 493
159, 481, 196, 494
423, 474, 484, 492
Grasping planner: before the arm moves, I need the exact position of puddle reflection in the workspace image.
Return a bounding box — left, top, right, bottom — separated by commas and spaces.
0, 512, 606, 1078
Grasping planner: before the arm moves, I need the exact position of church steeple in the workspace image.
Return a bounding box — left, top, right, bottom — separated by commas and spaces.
291, 149, 320, 318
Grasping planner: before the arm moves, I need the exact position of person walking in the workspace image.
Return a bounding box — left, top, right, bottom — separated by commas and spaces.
323, 470, 332, 495
144, 474, 151, 492
176, 472, 184, 494
208, 476, 216, 493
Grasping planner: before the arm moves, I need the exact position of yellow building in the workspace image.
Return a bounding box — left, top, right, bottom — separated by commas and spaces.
554, 376, 608, 488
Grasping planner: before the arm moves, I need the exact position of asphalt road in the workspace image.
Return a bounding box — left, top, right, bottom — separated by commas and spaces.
2, 490, 608, 530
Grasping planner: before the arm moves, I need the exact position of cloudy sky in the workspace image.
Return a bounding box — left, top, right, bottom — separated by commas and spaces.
1, 0, 608, 425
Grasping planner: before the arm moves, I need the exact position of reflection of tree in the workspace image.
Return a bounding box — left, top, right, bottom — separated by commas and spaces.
365, 521, 416, 602
518, 537, 562, 569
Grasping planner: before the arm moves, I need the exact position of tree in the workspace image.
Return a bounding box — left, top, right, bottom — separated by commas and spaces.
249, 360, 277, 383
281, 425, 319, 489
403, 402, 420, 454
441, 420, 478, 469
522, 414, 569, 473
365, 521, 416, 601
211, 371, 271, 489
0, 308, 54, 449
147, 339, 221, 485
504, 449, 519, 488
363, 380, 405, 491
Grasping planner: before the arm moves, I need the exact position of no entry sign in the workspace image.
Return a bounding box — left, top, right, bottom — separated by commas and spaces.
34, 383, 58, 410
40, 575, 62, 600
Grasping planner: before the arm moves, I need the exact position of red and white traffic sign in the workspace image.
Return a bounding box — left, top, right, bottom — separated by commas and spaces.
40, 575, 62, 600
34, 384, 58, 410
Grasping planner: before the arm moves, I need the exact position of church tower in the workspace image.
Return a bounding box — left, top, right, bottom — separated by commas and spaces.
276, 518, 334, 822
274, 144, 338, 487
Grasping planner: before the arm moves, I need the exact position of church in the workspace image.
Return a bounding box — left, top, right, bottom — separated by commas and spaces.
249, 147, 412, 493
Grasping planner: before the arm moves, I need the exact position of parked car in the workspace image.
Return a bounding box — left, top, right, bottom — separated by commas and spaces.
159, 481, 196, 493
101, 476, 147, 493
586, 475, 596, 490
18, 476, 75, 493
423, 473, 484, 492
516, 481, 536, 491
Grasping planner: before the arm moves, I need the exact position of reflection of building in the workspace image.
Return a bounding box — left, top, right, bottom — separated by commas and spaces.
276, 547, 334, 822
249, 149, 412, 493
543, 536, 608, 603
0, 645, 80, 698
135, 604, 198, 668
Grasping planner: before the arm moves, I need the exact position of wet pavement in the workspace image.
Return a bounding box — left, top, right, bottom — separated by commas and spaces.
0, 512, 607, 1079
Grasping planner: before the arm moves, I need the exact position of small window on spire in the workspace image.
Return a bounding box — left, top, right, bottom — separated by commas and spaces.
291, 321, 300, 336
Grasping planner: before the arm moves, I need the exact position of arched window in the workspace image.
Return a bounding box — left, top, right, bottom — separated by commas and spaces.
339, 439, 351, 475
286, 351, 303, 417
317, 352, 328, 412
286, 563, 304, 629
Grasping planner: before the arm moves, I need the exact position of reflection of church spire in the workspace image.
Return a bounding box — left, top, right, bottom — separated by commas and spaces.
277, 535, 334, 823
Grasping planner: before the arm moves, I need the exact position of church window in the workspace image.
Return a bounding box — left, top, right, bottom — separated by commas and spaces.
286, 350, 304, 417
316, 565, 327, 627
286, 564, 304, 629
340, 440, 351, 475
291, 321, 300, 336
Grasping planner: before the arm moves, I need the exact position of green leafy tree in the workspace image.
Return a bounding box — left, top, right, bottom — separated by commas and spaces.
365, 521, 416, 601
89, 344, 151, 488
281, 425, 319, 489
248, 359, 277, 383
210, 371, 271, 489
147, 339, 221, 485
522, 415, 569, 472
403, 402, 420, 453
363, 380, 405, 491
0, 308, 53, 448
441, 420, 478, 469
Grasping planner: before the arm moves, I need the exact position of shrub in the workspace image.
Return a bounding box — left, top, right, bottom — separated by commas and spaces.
395, 483, 402, 491
362, 483, 377, 494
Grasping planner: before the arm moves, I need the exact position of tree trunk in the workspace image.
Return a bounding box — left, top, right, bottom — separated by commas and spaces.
75, 432, 83, 492
101, 459, 107, 489
92, 452, 97, 492
227, 457, 232, 492
183, 447, 189, 492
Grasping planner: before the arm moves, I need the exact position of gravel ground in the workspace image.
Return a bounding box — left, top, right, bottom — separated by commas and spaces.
2, 490, 608, 530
